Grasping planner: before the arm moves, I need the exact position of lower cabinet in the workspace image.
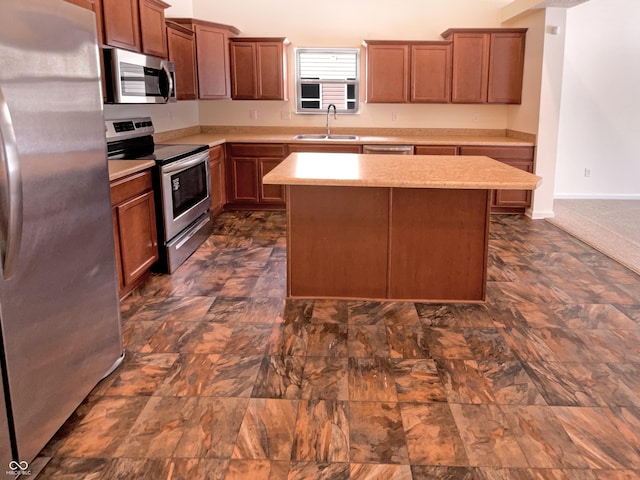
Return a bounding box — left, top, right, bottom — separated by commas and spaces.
414, 145, 459, 155
110, 169, 158, 299
459, 145, 535, 212
209, 145, 226, 216
287, 143, 362, 154
226, 143, 287, 207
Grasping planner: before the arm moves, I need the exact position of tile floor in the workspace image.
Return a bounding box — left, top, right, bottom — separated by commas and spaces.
35, 211, 640, 480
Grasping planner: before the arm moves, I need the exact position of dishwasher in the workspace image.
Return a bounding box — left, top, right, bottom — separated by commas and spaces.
362, 144, 414, 155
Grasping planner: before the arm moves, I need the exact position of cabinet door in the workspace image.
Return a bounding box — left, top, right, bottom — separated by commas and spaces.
229, 157, 259, 202
256, 42, 285, 100
112, 208, 124, 290
493, 160, 533, 207
115, 190, 158, 286
411, 43, 452, 103
230, 42, 257, 99
196, 24, 232, 99
139, 0, 168, 58
167, 24, 198, 100
102, 0, 141, 51
450, 32, 489, 103
366, 43, 410, 103
488, 32, 526, 104
259, 158, 286, 203
209, 145, 226, 215
459, 146, 534, 210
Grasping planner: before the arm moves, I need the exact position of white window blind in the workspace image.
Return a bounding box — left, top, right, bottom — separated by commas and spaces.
295, 48, 360, 113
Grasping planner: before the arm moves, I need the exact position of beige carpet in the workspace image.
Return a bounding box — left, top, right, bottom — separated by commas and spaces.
547, 199, 640, 275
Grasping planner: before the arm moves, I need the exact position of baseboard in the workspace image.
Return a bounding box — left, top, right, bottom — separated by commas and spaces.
554, 193, 640, 200
526, 208, 555, 219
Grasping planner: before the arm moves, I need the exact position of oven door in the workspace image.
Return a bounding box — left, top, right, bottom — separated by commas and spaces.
160, 150, 210, 241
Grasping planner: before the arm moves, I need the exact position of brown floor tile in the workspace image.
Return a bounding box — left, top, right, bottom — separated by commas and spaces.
251, 355, 304, 399
291, 400, 349, 462
36, 211, 640, 480
300, 357, 349, 401
390, 359, 447, 403
173, 397, 249, 458
232, 398, 298, 461
552, 406, 640, 469
400, 403, 468, 466
348, 357, 398, 402
450, 403, 529, 467
56, 396, 150, 458
349, 402, 409, 464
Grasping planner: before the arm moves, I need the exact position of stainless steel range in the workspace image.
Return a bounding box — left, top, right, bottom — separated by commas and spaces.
106, 117, 212, 273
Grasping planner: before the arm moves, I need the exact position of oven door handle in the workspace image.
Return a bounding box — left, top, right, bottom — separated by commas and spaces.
162, 153, 208, 174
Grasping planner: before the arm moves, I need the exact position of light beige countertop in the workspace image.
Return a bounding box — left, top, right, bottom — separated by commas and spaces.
159, 132, 534, 148
108, 160, 156, 182
263, 153, 542, 190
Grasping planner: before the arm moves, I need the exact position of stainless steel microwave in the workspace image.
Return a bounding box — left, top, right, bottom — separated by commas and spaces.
103, 48, 176, 104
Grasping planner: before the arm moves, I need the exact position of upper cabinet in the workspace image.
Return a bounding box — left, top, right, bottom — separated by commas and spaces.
139, 0, 169, 57
441, 28, 527, 104
102, 0, 169, 57
364, 40, 452, 104
166, 21, 197, 100
168, 19, 240, 99
229, 37, 290, 100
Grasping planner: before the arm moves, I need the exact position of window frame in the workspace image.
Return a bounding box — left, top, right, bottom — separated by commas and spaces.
294, 47, 361, 115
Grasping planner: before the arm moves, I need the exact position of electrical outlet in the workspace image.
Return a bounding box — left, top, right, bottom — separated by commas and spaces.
584, 168, 591, 177
249, 109, 258, 120
473, 113, 479, 122
281, 111, 291, 121
392, 112, 398, 121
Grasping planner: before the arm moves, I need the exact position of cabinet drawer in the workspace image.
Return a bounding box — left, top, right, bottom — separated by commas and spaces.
288, 144, 362, 154
227, 143, 286, 157
459, 145, 534, 160
110, 169, 153, 205
415, 145, 458, 155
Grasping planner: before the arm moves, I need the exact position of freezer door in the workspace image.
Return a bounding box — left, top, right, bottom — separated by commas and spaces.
0, 0, 123, 466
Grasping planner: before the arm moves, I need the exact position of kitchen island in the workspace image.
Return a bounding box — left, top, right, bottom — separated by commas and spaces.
263, 152, 542, 303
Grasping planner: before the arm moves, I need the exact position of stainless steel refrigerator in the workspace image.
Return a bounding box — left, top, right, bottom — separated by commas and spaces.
0, 0, 124, 471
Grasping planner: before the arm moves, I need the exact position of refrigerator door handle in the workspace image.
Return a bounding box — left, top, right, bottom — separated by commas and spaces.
0, 86, 23, 279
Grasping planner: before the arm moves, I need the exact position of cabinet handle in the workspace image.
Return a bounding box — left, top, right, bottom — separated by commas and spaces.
0, 86, 23, 279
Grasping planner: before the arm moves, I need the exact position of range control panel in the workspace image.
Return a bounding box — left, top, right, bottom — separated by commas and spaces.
105, 117, 154, 140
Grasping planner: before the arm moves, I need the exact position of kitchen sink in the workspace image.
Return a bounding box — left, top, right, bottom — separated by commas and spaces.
292, 134, 359, 141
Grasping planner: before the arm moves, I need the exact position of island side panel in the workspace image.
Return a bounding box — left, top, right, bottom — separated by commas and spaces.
388, 188, 490, 302
287, 185, 389, 299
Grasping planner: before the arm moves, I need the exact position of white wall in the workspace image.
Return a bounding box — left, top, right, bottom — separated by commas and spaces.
193, 0, 523, 130
554, 0, 640, 198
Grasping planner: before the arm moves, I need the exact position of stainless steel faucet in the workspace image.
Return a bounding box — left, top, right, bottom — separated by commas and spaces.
326, 104, 337, 136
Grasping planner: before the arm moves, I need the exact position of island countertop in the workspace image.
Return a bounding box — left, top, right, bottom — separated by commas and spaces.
262, 153, 542, 190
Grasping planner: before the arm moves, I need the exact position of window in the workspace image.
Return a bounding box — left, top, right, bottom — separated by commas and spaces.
295, 48, 360, 114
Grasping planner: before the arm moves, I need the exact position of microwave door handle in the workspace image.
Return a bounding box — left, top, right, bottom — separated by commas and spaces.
161, 64, 173, 103
0, 86, 23, 279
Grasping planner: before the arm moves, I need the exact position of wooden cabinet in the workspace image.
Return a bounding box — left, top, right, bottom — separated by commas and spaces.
102, 0, 169, 56
229, 38, 289, 100
288, 144, 362, 154
364, 40, 452, 104
411, 43, 452, 103
442, 28, 526, 104
110, 169, 158, 299
139, 0, 169, 58
226, 143, 287, 207
209, 145, 226, 216
364, 42, 410, 103
168, 19, 240, 100
166, 21, 198, 100
415, 145, 458, 155
459, 145, 535, 212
